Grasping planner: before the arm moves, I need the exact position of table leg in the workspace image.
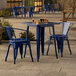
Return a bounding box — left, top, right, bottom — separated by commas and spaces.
15, 8, 17, 18
21, 7, 23, 18
52, 26, 58, 59
36, 26, 41, 62
41, 27, 45, 55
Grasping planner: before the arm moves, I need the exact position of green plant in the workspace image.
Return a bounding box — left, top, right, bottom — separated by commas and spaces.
0, 8, 11, 17
44, 0, 53, 4
25, 0, 34, 6
20, 31, 35, 41
2, 20, 13, 40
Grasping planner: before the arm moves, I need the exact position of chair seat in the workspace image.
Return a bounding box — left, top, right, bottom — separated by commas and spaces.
50, 34, 66, 39
9, 38, 28, 43
47, 22, 72, 58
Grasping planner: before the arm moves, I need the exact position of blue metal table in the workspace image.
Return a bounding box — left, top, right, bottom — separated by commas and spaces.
11, 7, 24, 18
24, 6, 34, 18
23, 22, 60, 61
11, 6, 34, 18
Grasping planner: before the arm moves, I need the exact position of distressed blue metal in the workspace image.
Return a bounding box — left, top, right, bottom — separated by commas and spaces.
11, 7, 24, 18
36, 26, 41, 62
52, 25, 58, 58
24, 7, 27, 18
11, 6, 34, 18
41, 27, 45, 55
27, 11, 32, 18
4, 26, 33, 64
44, 4, 48, 13
23, 22, 60, 61
47, 22, 73, 57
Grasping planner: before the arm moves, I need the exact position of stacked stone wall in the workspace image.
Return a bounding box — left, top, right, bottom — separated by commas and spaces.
0, 0, 7, 9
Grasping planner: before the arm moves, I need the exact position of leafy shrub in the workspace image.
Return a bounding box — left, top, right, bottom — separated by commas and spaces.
44, 0, 53, 4
0, 8, 11, 17
20, 31, 35, 41
2, 20, 12, 40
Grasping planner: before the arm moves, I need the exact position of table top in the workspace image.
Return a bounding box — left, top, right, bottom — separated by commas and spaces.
22, 22, 60, 27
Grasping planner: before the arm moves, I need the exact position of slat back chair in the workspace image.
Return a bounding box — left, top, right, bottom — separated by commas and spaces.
4, 26, 33, 64
49, 4, 54, 12
44, 4, 48, 13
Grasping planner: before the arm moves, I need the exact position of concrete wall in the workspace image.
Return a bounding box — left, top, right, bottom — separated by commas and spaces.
0, 0, 7, 9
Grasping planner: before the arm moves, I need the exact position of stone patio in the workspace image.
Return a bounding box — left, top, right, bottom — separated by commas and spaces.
0, 12, 76, 76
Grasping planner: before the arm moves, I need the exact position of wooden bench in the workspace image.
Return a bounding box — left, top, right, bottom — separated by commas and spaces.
62, 11, 76, 21
0, 20, 2, 43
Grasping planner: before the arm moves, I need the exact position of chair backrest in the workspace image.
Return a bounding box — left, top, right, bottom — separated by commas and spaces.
4, 26, 29, 40
49, 22, 73, 36
4, 26, 16, 40
62, 22, 73, 35
44, 4, 48, 10
30, 7, 34, 12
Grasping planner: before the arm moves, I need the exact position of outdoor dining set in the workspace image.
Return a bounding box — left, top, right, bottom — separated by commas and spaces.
11, 4, 60, 18
4, 19, 73, 64
11, 6, 34, 18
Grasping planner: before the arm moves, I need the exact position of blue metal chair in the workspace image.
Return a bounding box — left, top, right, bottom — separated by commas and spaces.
47, 22, 73, 57
11, 7, 24, 18
11, 8, 15, 17
44, 4, 48, 13
49, 4, 54, 13
24, 7, 27, 18
4, 26, 33, 64
28, 7, 34, 18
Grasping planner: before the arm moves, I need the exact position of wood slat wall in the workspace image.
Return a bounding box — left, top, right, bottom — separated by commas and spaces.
34, 0, 42, 12
7, 0, 23, 8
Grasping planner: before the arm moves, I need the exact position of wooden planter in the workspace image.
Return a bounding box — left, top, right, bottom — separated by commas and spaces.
7, 0, 23, 8
34, 0, 42, 12
0, 20, 2, 42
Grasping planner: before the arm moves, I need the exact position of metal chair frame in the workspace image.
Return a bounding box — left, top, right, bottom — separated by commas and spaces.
4, 26, 33, 64
47, 22, 73, 57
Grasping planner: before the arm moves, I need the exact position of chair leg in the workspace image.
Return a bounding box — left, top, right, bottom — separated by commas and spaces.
5, 44, 11, 62
19, 44, 23, 59
12, 43, 16, 64
28, 41, 33, 62
57, 39, 60, 53
15, 46, 18, 59
13, 50, 16, 64
46, 38, 51, 55
60, 39, 64, 57
66, 39, 72, 55
24, 44, 27, 58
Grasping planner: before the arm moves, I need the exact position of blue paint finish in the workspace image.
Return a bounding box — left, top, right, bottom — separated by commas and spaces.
11, 6, 34, 18
23, 22, 60, 61
41, 27, 45, 55
4, 26, 33, 64
47, 22, 72, 57
52, 25, 58, 59
36, 26, 41, 62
